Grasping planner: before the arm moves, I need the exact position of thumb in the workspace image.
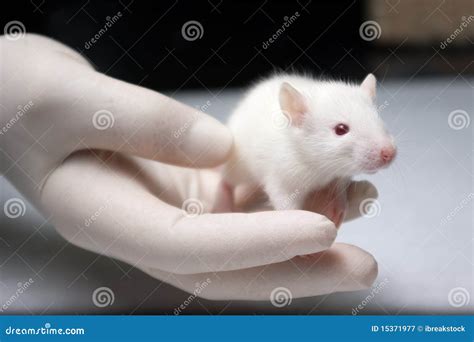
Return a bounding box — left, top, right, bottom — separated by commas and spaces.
75, 72, 232, 167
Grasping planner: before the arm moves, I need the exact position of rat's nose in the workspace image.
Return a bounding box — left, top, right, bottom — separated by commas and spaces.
380, 146, 396, 164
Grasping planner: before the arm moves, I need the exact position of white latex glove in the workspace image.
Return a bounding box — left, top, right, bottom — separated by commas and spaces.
0, 34, 378, 300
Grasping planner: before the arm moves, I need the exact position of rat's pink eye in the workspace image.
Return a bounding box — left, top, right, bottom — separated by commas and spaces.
334, 123, 349, 136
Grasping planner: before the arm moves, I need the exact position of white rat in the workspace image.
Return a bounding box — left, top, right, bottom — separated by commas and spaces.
218, 73, 396, 225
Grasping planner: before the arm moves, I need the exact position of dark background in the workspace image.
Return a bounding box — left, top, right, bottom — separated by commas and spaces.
3, 0, 472, 92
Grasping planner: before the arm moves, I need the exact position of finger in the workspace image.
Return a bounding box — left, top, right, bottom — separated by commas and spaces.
72, 71, 232, 167
142, 243, 378, 301
30, 34, 93, 66
222, 180, 378, 224
344, 181, 378, 221
41, 151, 337, 275
170, 209, 336, 274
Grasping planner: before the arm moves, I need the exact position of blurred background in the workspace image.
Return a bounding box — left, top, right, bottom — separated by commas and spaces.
1, 0, 473, 314
3, 0, 474, 89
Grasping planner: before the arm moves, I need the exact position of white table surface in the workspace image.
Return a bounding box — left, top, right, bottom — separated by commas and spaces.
0, 77, 472, 314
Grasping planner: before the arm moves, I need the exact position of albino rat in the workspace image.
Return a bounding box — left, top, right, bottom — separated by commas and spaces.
218, 73, 396, 226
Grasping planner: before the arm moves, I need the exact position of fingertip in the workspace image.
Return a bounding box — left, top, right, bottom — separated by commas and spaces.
361, 256, 379, 288
352, 250, 378, 289
345, 181, 379, 222
279, 210, 337, 255
334, 243, 379, 290
185, 115, 233, 167
315, 216, 338, 248
350, 180, 378, 200
362, 180, 378, 200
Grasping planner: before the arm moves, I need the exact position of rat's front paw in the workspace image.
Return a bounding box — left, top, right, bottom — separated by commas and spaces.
212, 180, 234, 213
304, 183, 348, 228
326, 196, 347, 228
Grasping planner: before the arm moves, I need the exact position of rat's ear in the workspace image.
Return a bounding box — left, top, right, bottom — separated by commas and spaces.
279, 82, 307, 127
361, 73, 377, 100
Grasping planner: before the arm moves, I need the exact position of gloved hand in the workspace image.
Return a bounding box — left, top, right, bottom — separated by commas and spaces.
0, 34, 378, 300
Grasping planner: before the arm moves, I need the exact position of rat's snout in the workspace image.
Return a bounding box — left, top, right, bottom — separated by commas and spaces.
380, 145, 396, 165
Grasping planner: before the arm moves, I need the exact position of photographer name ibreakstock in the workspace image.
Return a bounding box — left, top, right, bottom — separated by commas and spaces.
424, 325, 466, 333
371, 324, 468, 334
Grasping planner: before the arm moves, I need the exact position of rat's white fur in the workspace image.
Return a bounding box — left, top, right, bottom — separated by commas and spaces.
223, 73, 395, 210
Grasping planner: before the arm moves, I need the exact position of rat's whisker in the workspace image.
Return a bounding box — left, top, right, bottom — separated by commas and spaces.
223, 72, 395, 212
